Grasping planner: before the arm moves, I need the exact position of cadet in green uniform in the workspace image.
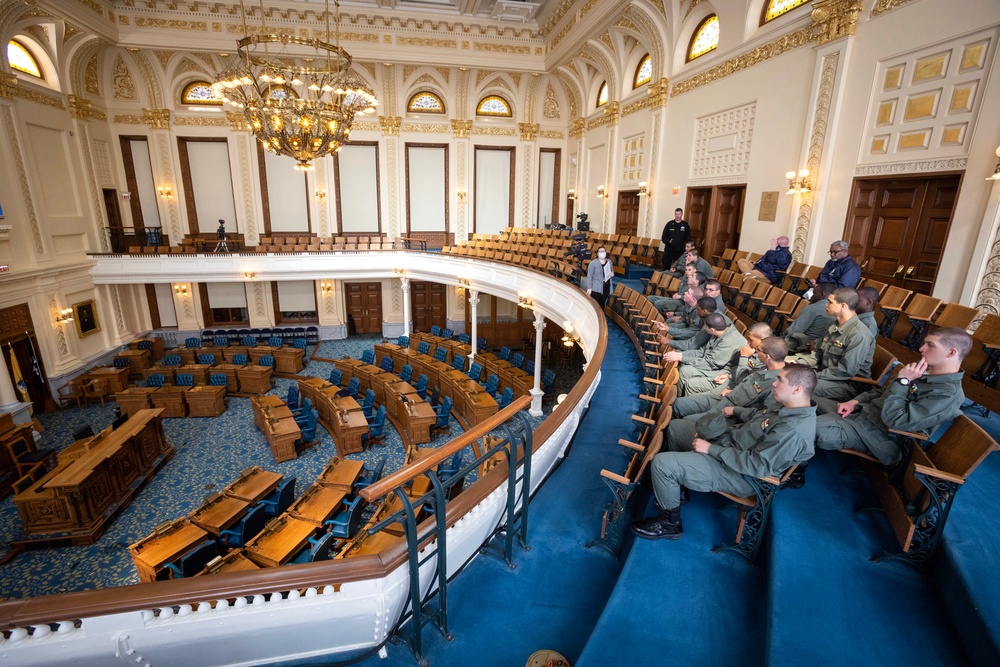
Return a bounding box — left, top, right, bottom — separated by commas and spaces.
649, 264, 705, 314
664, 313, 747, 396
815, 327, 971, 465
703, 280, 726, 316
632, 364, 817, 540
666, 241, 697, 277
651, 287, 704, 342
785, 282, 836, 353
661, 297, 727, 352
855, 286, 880, 338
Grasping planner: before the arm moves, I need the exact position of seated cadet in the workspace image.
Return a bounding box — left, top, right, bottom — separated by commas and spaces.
703, 279, 726, 315
649, 264, 706, 314
663, 312, 747, 396
785, 282, 836, 354
651, 287, 704, 341
815, 328, 970, 466
671, 334, 787, 424
684, 248, 714, 279
666, 240, 697, 277
654, 296, 724, 350
809, 287, 876, 400
692, 322, 772, 398
736, 236, 792, 284
632, 364, 817, 540
855, 286, 880, 337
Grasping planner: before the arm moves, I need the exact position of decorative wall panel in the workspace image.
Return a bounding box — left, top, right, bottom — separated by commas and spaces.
689, 102, 756, 183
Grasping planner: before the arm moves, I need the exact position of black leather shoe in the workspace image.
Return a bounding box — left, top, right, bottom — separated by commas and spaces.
631, 508, 683, 540
784, 466, 806, 489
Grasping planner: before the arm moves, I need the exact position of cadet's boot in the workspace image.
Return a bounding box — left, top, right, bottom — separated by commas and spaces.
631, 507, 683, 540
784, 465, 807, 489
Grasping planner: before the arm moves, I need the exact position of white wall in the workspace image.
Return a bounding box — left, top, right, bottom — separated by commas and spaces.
186, 141, 238, 233
407, 145, 447, 232
337, 144, 380, 234
263, 149, 309, 232
474, 147, 512, 234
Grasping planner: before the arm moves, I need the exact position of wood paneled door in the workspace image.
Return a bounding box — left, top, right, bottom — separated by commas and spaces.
344, 282, 383, 334
684, 187, 711, 252
411, 281, 446, 332
685, 185, 745, 261
615, 191, 640, 237
843, 174, 961, 295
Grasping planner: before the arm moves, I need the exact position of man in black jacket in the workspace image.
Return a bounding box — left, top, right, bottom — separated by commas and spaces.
661, 208, 691, 270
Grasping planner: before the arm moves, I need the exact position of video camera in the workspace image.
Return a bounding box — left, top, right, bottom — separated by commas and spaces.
563, 230, 592, 262
575, 212, 591, 232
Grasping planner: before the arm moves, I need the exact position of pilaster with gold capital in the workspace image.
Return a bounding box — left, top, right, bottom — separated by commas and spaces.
0, 73, 16, 101
142, 108, 170, 130
452, 119, 472, 139
811, 0, 863, 46
380, 116, 402, 136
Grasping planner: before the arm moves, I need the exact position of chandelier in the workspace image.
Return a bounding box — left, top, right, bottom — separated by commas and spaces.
212, 0, 378, 171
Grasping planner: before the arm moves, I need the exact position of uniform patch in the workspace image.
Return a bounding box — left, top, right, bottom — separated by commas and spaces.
832, 338, 844, 348
760, 418, 770, 430
909, 384, 918, 395
747, 358, 757, 368
753, 381, 762, 394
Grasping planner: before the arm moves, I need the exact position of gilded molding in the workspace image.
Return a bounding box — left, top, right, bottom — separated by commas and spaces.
519, 123, 540, 141
112, 55, 137, 100
471, 127, 517, 136
397, 37, 456, 49
672, 26, 815, 97
452, 119, 472, 138
68, 94, 106, 121
812, 0, 863, 46
174, 115, 228, 127
85, 54, 100, 96
352, 121, 380, 132
1, 106, 45, 255
380, 116, 402, 136
615, 17, 640, 33
75, 0, 103, 15
131, 50, 164, 108
143, 108, 171, 129
543, 84, 560, 119
474, 43, 531, 55
457, 68, 469, 122
253, 282, 266, 318
549, 16, 576, 50
854, 157, 968, 176
113, 114, 145, 124
109, 285, 125, 334
0, 72, 16, 100
153, 50, 174, 70
226, 111, 247, 131
538, 130, 564, 139
685, 0, 707, 19
400, 123, 449, 133
589, 101, 620, 128
541, 0, 575, 36
381, 63, 397, 116
135, 18, 208, 31
569, 117, 587, 138
234, 134, 259, 245
154, 133, 183, 242
871, 0, 919, 17
13, 86, 66, 110
793, 53, 841, 262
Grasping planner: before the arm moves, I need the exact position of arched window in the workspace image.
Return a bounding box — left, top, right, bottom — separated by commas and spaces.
762, 0, 811, 24
181, 81, 222, 106
407, 91, 445, 114
7, 40, 41, 78
687, 15, 720, 62
633, 55, 652, 88
596, 82, 608, 107
476, 95, 512, 117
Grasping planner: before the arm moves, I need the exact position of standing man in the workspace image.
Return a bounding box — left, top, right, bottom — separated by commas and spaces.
736, 236, 792, 284
661, 208, 691, 271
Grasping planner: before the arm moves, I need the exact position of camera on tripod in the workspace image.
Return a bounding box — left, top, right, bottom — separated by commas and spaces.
575, 212, 591, 232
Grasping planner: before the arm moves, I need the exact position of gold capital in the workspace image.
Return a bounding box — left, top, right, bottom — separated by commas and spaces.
379, 115, 402, 136
569, 117, 587, 138
451, 119, 472, 138
226, 111, 248, 131
519, 122, 539, 141
0, 73, 17, 100
142, 108, 171, 130
812, 0, 862, 46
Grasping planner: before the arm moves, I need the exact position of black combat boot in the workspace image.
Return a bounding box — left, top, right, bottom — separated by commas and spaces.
784, 465, 807, 489
631, 507, 683, 540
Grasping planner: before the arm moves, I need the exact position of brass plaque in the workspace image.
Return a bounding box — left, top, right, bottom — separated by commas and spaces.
758, 192, 779, 222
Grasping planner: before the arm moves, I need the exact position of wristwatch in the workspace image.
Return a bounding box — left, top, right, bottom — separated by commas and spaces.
896, 377, 910, 387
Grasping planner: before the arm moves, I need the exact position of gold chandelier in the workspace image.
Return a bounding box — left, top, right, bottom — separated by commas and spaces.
212, 0, 378, 171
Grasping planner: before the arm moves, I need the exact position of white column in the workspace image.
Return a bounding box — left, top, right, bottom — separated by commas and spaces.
0, 345, 18, 407
400, 277, 411, 336
468, 289, 479, 361
529, 310, 546, 416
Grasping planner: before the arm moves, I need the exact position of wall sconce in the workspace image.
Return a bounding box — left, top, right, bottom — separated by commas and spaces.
316, 189, 327, 200
785, 169, 812, 195
561, 321, 579, 348
244, 271, 256, 280
394, 268, 406, 277
567, 189, 576, 200
157, 185, 173, 199
596, 185, 606, 199
321, 280, 333, 295
638, 181, 650, 198
456, 277, 471, 295
987, 146, 1000, 181
120, 191, 132, 201
517, 292, 533, 309
173, 283, 189, 297
54, 308, 74, 327
457, 190, 467, 201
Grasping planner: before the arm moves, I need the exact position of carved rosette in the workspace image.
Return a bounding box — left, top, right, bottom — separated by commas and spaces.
379, 116, 402, 136
142, 108, 170, 130
812, 0, 863, 46
519, 123, 539, 142
451, 119, 472, 139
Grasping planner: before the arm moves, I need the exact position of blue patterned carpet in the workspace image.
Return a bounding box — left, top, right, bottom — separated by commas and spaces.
0, 334, 565, 598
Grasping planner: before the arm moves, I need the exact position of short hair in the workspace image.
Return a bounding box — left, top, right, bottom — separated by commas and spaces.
831, 287, 859, 311
704, 312, 727, 331
759, 336, 788, 362
782, 362, 817, 398
696, 296, 718, 312
857, 286, 880, 303
814, 282, 836, 299
688, 248, 700, 258
929, 327, 973, 360
747, 322, 773, 340
675, 208, 683, 213
687, 286, 705, 300
704, 279, 722, 291
831, 240, 849, 251
693, 271, 707, 284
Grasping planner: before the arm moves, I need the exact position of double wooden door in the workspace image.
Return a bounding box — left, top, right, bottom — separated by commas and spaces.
614, 191, 640, 237
686, 185, 745, 260
411, 281, 446, 332
843, 174, 960, 295
344, 282, 383, 334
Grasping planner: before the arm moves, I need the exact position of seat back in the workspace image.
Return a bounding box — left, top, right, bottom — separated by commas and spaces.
524, 359, 535, 376
924, 416, 999, 484
541, 369, 557, 391
147, 374, 166, 388
242, 336, 258, 347
484, 374, 499, 395
361, 349, 375, 365
417, 341, 430, 355
329, 368, 343, 386
347, 377, 360, 397
380, 356, 394, 372
498, 387, 514, 408
452, 355, 466, 371
185, 337, 200, 348
287, 384, 300, 410
362, 389, 375, 410
477, 337, 488, 350
209, 373, 228, 387
213, 335, 229, 347
163, 355, 182, 366
870, 346, 898, 385
292, 337, 307, 349
370, 405, 387, 437
434, 347, 448, 362
199, 353, 216, 365
442, 328, 454, 339
232, 353, 248, 365
510, 352, 525, 369
307, 532, 335, 562
436, 396, 454, 427
457, 333, 471, 344
177, 539, 219, 578
498, 346, 511, 361
268, 336, 283, 347
259, 355, 274, 367
398, 335, 409, 348
430, 325, 441, 336
137, 339, 153, 350
468, 362, 483, 381
415, 374, 429, 398
113, 357, 131, 368
400, 364, 413, 383
239, 504, 268, 545
175, 373, 194, 387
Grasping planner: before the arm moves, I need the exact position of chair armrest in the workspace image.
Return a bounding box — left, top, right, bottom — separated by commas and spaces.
912, 463, 965, 485
600, 469, 631, 485
631, 415, 655, 425
887, 427, 930, 441
638, 394, 661, 404
851, 376, 880, 385
618, 439, 644, 451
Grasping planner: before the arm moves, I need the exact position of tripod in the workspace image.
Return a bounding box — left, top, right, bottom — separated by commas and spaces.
214, 235, 229, 252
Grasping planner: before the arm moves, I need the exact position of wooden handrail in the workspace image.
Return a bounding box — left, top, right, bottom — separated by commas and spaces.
361, 396, 531, 502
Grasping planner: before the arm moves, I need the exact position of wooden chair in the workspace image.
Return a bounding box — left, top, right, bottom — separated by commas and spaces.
858, 416, 998, 569
719, 248, 737, 269
891, 293, 941, 346
58, 379, 87, 408
772, 295, 806, 335
852, 345, 897, 387
7, 434, 55, 477
876, 286, 914, 337
755, 287, 787, 324
778, 261, 808, 292
82, 378, 109, 407
712, 466, 800, 564
859, 278, 888, 297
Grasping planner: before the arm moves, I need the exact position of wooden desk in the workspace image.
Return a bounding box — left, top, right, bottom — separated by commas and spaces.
197, 549, 260, 576
245, 516, 317, 567
211, 363, 242, 393
185, 385, 227, 417
317, 457, 365, 492
189, 493, 249, 536
248, 346, 282, 364
178, 363, 212, 385
273, 347, 306, 374
223, 346, 250, 363
86, 366, 131, 394
237, 365, 273, 395
176, 348, 197, 365
329, 396, 368, 455
334, 358, 367, 390
384, 381, 436, 445
251, 396, 300, 463
287, 483, 346, 526
129, 518, 208, 582
441, 370, 498, 426
114, 349, 151, 380
131, 337, 165, 361
223, 466, 282, 503
142, 365, 176, 385
115, 386, 156, 417
152, 386, 189, 418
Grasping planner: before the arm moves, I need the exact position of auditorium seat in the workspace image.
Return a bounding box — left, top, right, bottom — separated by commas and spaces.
258, 477, 297, 518
324, 496, 365, 539
163, 539, 219, 579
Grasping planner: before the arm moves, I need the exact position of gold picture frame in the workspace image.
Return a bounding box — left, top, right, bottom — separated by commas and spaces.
73, 300, 101, 337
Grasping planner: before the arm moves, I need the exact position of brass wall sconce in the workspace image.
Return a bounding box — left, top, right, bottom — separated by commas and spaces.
567, 189, 576, 200
517, 292, 533, 309
561, 321, 578, 347
638, 181, 650, 198
173, 283, 189, 297
596, 185, 607, 199
988, 146, 1000, 181
321, 280, 333, 295
157, 185, 173, 199
54, 308, 74, 326
785, 169, 812, 195
244, 271, 256, 280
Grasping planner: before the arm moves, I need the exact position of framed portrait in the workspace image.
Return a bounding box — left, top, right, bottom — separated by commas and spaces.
73, 300, 101, 337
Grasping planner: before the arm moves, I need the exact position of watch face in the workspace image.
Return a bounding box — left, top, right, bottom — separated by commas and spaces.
898, 378, 909, 386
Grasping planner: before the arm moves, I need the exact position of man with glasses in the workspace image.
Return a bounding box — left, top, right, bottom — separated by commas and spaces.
802, 241, 861, 298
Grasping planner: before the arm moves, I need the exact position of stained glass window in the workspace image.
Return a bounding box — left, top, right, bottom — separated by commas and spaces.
597, 82, 608, 107
687, 15, 720, 62
763, 0, 810, 24
7, 40, 40, 78
181, 81, 222, 105
634, 55, 652, 88
476, 95, 512, 117
408, 91, 445, 113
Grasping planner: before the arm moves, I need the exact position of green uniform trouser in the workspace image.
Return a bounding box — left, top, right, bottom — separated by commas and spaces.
679, 366, 728, 396
673, 393, 723, 419
813, 379, 859, 401
649, 295, 683, 312
815, 414, 902, 465
650, 452, 755, 510
666, 418, 698, 452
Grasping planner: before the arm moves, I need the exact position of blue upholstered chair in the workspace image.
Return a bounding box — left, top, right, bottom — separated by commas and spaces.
338, 377, 360, 398
400, 364, 414, 384
483, 374, 500, 398
258, 355, 274, 367
541, 369, 558, 394
451, 355, 466, 372
292, 337, 307, 349
417, 341, 430, 355
198, 353, 215, 365
209, 374, 228, 389
174, 373, 194, 387
137, 339, 153, 351
293, 398, 313, 424
354, 456, 387, 492
241, 336, 257, 347
268, 336, 283, 348
361, 349, 375, 365
147, 374, 166, 388
296, 409, 319, 444
510, 352, 525, 369
415, 374, 429, 399
497, 387, 514, 409
163, 539, 218, 579
290, 532, 334, 565
498, 346, 511, 361
324, 496, 365, 539
467, 362, 484, 382
397, 335, 409, 348
219, 503, 267, 548
162, 355, 182, 366
113, 357, 131, 369
213, 335, 229, 347
380, 356, 394, 373
430, 325, 441, 336
258, 477, 296, 518
441, 328, 454, 339
232, 353, 248, 365
185, 337, 200, 348
362, 405, 387, 446
360, 389, 377, 421
457, 333, 470, 344
431, 396, 453, 435
477, 337, 488, 351
434, 347, 448, 362
524, 359, 535, 376
286, 384, 300, 410
329, 368, 343, 386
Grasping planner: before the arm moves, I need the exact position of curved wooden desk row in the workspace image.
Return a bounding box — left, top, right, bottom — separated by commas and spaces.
403, 333, 533, 398
116, 385, 228, 419
251, 395, 302, 463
